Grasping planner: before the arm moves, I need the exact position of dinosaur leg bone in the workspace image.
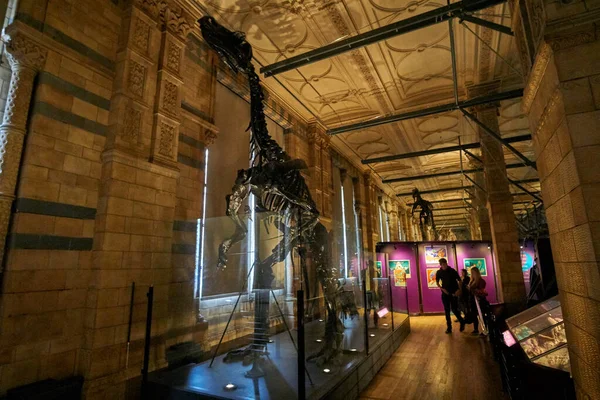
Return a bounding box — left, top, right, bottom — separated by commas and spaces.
217, 171, 250, 269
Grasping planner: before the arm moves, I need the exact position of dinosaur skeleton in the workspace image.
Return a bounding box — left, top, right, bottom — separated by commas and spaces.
199, 16, 344, 373
411, 188, 437, 241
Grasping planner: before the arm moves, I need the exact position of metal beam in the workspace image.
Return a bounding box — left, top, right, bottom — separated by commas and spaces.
458, 13, 513, 35
397, 178, 538, 197
261, 0, 507, 77
509, 178, 543, 202
397, 185, 473, 197
364, 133, 531, 165
382, 162, 523, 183
334, 88, 523, 136
460, 108, 537, 170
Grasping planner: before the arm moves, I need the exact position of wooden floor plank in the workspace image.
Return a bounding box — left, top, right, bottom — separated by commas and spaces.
360, 316, 507, 400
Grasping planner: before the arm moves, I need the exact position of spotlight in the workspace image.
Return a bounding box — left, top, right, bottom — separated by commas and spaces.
268, 339, 274, 343
487, 245, 491, 250
383, 323, 389, 327
370, 333, 376, 337
323, 368, 331, 373
224, 383, 237, 391
319, 319, 324, 322
350, 348, 357, 352
520, 246, 523, 249
316, 339, 323, 343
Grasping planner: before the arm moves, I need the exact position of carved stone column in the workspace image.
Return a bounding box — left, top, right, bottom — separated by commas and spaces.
467, 81, 525, 310
0, 32, 46, 267
388, 203, 399, 241
362, 172, 378, 253
513, 0, 600, 391
467, 158, 491, 240
402, 210, 412, 241
307, 122, 333, 224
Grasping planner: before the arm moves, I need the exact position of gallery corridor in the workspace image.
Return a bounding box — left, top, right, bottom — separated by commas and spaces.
360, 316, 507, 400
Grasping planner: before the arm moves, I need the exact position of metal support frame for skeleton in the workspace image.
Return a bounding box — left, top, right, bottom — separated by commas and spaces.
200, 16, 344, 373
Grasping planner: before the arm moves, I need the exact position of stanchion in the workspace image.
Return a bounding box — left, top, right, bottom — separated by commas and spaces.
141, 285, 154, 398
362, 282, 369, 355
297, 289, 306, 400
388, 276, 394, 330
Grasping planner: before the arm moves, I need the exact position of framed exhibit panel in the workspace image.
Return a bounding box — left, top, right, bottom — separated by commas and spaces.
417, 242, 458, 313
376, 242, 419, 315
455, 242, 498, 304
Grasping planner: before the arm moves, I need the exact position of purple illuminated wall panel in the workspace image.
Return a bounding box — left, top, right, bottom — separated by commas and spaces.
378, 242, 420, 314
455, 242, 497, 304
377, 243, 419, 314
417, 242, 457, 313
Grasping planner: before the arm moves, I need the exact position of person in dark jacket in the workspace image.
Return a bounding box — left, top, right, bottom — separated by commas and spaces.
436, 258, 465, 334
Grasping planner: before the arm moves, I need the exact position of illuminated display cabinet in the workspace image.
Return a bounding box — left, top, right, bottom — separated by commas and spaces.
146, 212, 410, 399
497, 296, 575, 399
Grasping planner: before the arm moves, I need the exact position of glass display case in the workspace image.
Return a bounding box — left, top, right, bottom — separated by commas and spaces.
505, 295, 570, 373
144, 212, 409, 400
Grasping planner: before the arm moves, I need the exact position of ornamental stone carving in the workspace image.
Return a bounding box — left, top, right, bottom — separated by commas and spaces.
166, 41, 181, 73
123, 107, 142, 143
133, 0, 191, 38
158, 122, 175, 157
204, 129, 218, 146
128, 60, 146, 98
132, 17, 151, 52
3, 32, 47, 71
162, 80, 178, 115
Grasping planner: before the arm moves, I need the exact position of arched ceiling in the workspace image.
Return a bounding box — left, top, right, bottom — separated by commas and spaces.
198, 0, 538, 221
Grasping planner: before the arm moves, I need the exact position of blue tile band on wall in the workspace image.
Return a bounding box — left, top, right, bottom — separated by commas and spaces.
177, 154, 203, 170
31, 102, 107, 137
179, 133, 204, 150
172, 243, 196, 255
15, 13, 116, 71
173, 220, 197, 232
15, 198, 97, 220
38, 72, 111, 110
9, 234, 93, 250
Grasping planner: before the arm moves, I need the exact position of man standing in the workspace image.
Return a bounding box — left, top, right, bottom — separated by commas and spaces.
436, 258, 465, 333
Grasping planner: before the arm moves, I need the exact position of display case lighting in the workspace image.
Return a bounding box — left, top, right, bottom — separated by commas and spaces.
370, 333, 376, 337
316, 339, 323, 343
323, 369, 331, 373
224, 383, 237, 391
383, 323, 389, 327
350, 348, 357, 352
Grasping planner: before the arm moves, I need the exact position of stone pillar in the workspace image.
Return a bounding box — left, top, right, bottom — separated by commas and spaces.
79, 2, 192, 397
0, 31, 46, 267
513, 1, 600, 392
402, 211, 413, 241
362, 172, 378, 253
469, 161, 492, 240
307, 122, 333, 226
388, 203, 399, 242
467, 81, 525, 309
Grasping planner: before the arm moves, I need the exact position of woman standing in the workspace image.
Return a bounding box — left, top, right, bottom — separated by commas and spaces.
468, 267, 488, 335
458, 269, 471, 322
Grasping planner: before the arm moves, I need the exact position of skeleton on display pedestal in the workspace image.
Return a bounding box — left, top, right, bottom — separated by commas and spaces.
411, 188, 437, 241
199, 16, 344, 375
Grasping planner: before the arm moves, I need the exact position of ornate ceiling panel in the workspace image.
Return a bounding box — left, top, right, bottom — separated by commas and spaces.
199, 0, 533, 210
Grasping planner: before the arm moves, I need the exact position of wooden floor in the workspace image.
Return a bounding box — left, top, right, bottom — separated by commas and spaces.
360, 316, 508, 400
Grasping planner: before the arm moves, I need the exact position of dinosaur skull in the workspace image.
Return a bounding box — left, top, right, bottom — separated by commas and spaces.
199, 16, 253, 75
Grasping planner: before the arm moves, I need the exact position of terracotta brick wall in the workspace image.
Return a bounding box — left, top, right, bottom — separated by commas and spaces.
0, 0, 120, 393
